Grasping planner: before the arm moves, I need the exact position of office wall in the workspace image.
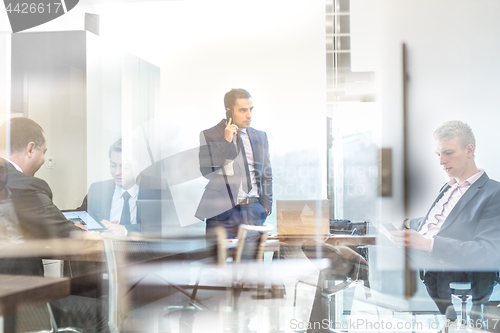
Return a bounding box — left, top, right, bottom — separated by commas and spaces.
1, 30, 160, 211
10, 32, 87, 209
85, 32, 160, 186
351, 0, 500, 223
94, 0, 327, 230
2, 1, 327, 231
1, 1, 95, 208
0, 34, 8, 119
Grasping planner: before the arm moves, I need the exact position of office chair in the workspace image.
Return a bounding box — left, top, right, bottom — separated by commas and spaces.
189, 224, 275, 307
12, 303, 83, 333
299, 240, 370, 325
102, 232, 221, 332
449, 282, 472, 323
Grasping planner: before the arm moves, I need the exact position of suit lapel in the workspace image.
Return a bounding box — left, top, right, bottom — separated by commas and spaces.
247, 128, 261, 166
137, 187, 146, 224
419, 184, 450, 231
103, 180, 115, 221
247, 128, 263, 193
216, 119, 238, 158
215, 119, 226, 138
437, 173, 489, 234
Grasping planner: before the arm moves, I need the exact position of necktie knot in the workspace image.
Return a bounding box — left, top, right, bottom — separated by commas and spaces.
122, 191, 131, 201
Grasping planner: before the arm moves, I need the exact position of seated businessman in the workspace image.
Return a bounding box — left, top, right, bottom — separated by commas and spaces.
0, 117, 108, 332
195, 88, 273, 241
0, 118, 87, 253
78, 139, 163, 236
391, 120, 500, 321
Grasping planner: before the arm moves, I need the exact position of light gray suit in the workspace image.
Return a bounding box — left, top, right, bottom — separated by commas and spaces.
409, 172, 500, 318
409, 172, 500, 269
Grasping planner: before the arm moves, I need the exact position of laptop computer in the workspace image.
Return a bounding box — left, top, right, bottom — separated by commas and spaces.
62, 211, 107, 231
276, 199, 329, 238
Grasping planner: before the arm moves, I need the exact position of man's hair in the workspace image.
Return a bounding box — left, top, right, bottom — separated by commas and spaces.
109, 138, 122, 158
224, 88, 252, 111
434, 120, 476, 149
0, 117, 45, 154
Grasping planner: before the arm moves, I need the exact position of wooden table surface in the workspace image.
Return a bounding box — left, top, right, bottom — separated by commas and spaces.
325, 235, 376, 246
267, 234, 376, 246
0, 233, 376, 266
0, 238, 105, 262
0, 274, 70, 317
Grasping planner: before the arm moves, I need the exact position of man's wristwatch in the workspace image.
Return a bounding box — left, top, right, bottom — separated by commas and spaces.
403, 218, 410, 230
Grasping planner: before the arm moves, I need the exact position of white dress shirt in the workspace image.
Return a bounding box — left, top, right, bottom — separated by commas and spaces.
109, 184, 139, 225
420, 169, 484, 238
419, 169, 484, 251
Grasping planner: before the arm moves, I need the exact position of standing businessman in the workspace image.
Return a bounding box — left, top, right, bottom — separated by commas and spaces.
195, 88, 273, 239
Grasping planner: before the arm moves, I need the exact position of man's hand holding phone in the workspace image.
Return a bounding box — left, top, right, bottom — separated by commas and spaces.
225, 118, 239, 142
74, 221, 88, 231
383, 222, 433, 252
391, 229, 432, 252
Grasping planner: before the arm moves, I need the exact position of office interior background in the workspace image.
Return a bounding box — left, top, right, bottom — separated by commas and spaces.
2, 0, 500, 330
3, 0, 500, 229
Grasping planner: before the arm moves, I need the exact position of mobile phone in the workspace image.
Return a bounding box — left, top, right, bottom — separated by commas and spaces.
69, 217, 87, 225
226, 110, 233, 124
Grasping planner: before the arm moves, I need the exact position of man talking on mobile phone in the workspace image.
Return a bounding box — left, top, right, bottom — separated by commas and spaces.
195, 88, 273, 250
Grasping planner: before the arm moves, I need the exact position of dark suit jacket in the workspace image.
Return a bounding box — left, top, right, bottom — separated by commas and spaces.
78, 179, 163, 235
195, 119, 273, 220
409, 172, 500, 270
0, 162, 82, 276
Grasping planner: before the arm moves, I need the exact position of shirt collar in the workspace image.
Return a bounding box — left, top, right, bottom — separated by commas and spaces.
239, 128, 247, 134
2, 157, 23, 173
448, 169, 484, 187
116, 184, 139, 199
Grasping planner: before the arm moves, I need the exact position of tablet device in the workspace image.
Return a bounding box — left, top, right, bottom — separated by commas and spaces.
62, 211, 106, 231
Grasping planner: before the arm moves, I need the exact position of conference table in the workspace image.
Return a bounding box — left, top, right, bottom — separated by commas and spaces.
268, 234, 376, 246
0, 233, 374, 332
0, 233, 376, 263
121, 258, 331, 315
0, 274, 70, 333
0, 237, 104, 262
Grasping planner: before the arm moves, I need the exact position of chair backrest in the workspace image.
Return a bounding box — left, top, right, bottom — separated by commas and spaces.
102, 230, 225, 330
233, 224, 274, 262
301, 240, 369, 282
